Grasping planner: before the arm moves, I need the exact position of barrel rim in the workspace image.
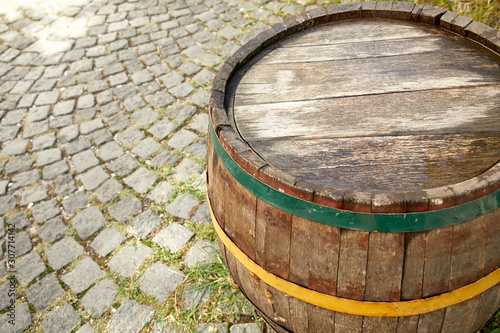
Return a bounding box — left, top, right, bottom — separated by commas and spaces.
209, 1, 500, 214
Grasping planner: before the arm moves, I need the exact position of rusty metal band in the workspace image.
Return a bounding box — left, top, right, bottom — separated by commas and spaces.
209, 118, 500, 232
208, 195, 500, 317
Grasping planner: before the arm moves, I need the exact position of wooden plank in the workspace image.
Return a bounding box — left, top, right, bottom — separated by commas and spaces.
248, 134, 500, 193
416, 309, 445, 333
278, 19, 437, 48
365, 233, 404, 301
223, 168, 237, 241
422, 227, 453, 297
224, 170, 257, 261
256, 199, 292, 280
396, 315, 419, 333
401, 232, 425, 300
308, 221, 340, 296
334, 313, 363, 333
258, 36, 457, 65
441, 295, 480, 333
336, 229, 369, 301
229, 250, 275, 320
288, 297, 308, 333
234, 52, 500, 106
470, 285, 500, 332
449, 218, 486, 290
362, 317, 398, 333
289, 215, 311, 287
484, 208, 500, 274
307, 304, 334, 333
212, 152, 227, 228
265, 285, 292, 332
234, 86, 500, 141
207, 131, 215, 200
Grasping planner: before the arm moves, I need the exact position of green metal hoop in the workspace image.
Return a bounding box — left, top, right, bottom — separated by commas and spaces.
209, 119, 500, 232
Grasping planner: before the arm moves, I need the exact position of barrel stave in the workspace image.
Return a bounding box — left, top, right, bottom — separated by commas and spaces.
401, 232, 426, 300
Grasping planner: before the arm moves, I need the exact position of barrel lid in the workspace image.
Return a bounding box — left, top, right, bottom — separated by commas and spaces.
210, 2, 500, 214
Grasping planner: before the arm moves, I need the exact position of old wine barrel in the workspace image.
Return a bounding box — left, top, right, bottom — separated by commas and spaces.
207, 2, 500, 332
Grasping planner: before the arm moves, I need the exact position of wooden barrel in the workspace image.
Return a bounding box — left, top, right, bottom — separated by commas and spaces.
207, 2, 500, 332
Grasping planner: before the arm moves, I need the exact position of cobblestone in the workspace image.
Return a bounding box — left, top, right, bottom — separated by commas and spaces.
5, 154, 33, 175
25, 273, 65, 312
139, 262, 184, 302
91, 226, 126, 257
131, 137, 161, 159
184, 240, 217, 268
108, 194, 143, 223
14, 231, 33, 257
32, 133, 56, 151
124, 167, 159, 194
0, 303, 31, 332
172, 158, 204, 182
41, 303, 81, 333
95, 141, 123, 162
72, 206, 105, 240
153, 222, 195, 253
65, 137, 92, 156
36, 148, 62, 167
62, 191, 89, 214
166, 104, 197, 123
131, 107, 160, 127
38, 217, 69, 244
147, 181, 176, 204
20, 184, 49, 206
108, 299, 156, 333
72, 149, 99, 173
108, 243, 153, 278
45, 237, 84, 270
129, 210, 161, 239
81, 166, 110, 190
61, 257, 105, 294
11, 169, 40, 190
81, 280, 119, 318
148, 119, 178, 139
32, 199, 61, 223
16, 252, 46, 285
94, 178, 123, 203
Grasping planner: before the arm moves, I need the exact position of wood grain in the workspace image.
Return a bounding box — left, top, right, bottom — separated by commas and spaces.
336, 229, 369, 301
362, 317, 398, 333
248, 134, 500, 193
365, 233, 404, 302
308, 304, 335, 333
234, 52, 500, 106
308, 221, 340, 296
289, 215, 311, 287
401, 232, 425, 300
334, 313, 363, 333
396, 316, 419, 333
256, 199, 292, 280
422, 227, 453, 297
441, 296, 480, 333
230, 19, 500, 194
449, 218, 486, 290
484, 208, 500, 274
416, 310, 445, 333
224, 171, 257, 260
289, 297, 309, 333
470, 285, 500, 332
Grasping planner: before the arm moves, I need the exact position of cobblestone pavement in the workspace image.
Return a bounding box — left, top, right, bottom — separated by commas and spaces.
0, 0, 329, 332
